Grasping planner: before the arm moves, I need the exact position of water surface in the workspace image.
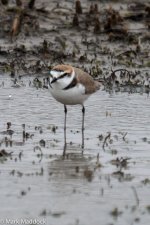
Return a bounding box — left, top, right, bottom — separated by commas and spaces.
0, 75, 150, 225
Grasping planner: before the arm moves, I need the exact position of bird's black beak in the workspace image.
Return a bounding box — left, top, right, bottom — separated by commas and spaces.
51, 77, 57, 84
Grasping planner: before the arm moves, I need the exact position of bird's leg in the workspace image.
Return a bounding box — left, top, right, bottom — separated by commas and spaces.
64, 105, 67, 149
81, 105, 85, 149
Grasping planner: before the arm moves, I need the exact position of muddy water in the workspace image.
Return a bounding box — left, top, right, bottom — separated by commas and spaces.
0, 75, 150, 225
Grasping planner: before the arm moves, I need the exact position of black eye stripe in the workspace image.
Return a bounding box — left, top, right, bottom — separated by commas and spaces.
58, 73, 69, 80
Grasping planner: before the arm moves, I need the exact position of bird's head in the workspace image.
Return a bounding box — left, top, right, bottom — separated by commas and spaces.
49, 64, 75, 89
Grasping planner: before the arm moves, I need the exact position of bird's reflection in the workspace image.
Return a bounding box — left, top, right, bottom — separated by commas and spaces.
62, 142, 84, 158
48, 144, 95, 181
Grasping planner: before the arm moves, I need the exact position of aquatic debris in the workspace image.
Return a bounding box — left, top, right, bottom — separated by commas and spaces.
40, 209, 66, 217
112, 170, 124, 177
40, 209, 47, 216
34, 146, 43, 154
102, 132, 111, 149
110, 157, 130, 169
20, 186, 31, 197
112, 171, 134, 182
35, 126, 43, 134
142, 137, 147, 142
51, 211, 66, 218
17, 171, 23, 177
0, 149, 13, 157
132, 186, 139, 206
9, 168, 44, 177
111, 149, 118, 155
75, 166, 79, 173
20, 190, 26, 196
47, 125, 58, 133
51, 125, 58, 133
39, 139, 46, 147
110, 207, 122, 218
10, 169, 15, 176
142, 178, 150, 185
36, 167, 44, 176
122, 132, 128, 142
146, 205, 150, 213
98, 134, 103, 141
94, 155, 102, 169
0, 129, 14, 136
23, 130, 34, 139
33, 78, 43, 89
7, 122, 11, 129
106, 111, 111, 117
18, 151, 23, 160
9, 170, 23, 177
22, 124, 34, 140
83, 167, 93, 182
2, 137, 13, 147
34, 146, 43, 162
11, 78, 23, 88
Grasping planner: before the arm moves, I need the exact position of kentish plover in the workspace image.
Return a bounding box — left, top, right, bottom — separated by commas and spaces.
49, 64, 100, 148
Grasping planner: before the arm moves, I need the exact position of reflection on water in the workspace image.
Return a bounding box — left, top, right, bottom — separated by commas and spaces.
48, 145, 96, 181
0, 75, 150, 225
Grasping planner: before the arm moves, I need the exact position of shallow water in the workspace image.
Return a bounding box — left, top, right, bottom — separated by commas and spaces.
0, 75, 150, 225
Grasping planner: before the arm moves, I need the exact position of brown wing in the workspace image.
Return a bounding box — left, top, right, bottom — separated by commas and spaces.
73, 67, 100, 94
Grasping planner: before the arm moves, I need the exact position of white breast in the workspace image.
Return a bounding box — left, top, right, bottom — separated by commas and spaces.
49, 83, 89, 105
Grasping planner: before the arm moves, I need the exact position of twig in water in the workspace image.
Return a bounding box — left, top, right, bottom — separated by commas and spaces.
132, 186, 139, 206
123, 132, 127, 141
102, 132, 111, 149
